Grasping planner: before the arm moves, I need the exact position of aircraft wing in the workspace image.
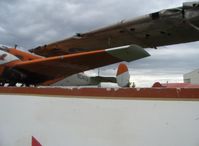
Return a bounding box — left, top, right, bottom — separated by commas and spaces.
13, 45, 150, 85
30, 2, 199, 57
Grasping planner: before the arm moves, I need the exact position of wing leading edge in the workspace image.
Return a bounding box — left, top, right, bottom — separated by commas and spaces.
13, 45, 150, 85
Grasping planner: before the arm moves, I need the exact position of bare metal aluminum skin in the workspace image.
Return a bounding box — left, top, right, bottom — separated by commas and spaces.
30, 2, 199, 57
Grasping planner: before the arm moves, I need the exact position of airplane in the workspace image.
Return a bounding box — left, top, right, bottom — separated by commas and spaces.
0, 45, 148, 86
1, 1, 199, 87
51, 63, 131, 87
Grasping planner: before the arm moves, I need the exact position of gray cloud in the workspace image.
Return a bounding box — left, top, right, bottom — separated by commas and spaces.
0, 0, 199, 86
0, 0, 192, 47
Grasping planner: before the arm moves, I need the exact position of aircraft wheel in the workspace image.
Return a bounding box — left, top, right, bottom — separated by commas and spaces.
0, 82, 5, 86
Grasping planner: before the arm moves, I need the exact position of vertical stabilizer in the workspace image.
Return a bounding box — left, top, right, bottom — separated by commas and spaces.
116, 63, 130, 87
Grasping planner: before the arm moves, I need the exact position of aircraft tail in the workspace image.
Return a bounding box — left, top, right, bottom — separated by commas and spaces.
52, 63, 131, 87
116, 63, 130, 87
93, 63, 130, 87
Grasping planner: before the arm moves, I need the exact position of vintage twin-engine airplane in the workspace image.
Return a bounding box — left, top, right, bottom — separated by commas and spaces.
51, 63, 131, 87
1, 1, 199, 86
0, 45, 141, 86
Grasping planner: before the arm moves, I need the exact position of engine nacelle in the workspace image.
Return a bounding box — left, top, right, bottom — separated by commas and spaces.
2, 68, 27, 83
183, 1, 199, 20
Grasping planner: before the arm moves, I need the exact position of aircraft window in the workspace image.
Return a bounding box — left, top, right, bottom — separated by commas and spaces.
130, 28, 135, 31
160, 31, 166, 34
150, 12, 160, 20
0, 46, 9, 52
145, 34, 150, 38
119, 30, 125, 33
15, 55, 24, 60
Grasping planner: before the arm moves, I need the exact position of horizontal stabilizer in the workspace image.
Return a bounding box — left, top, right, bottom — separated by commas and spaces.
89, 63, 131, 87
90, 76, 116, 83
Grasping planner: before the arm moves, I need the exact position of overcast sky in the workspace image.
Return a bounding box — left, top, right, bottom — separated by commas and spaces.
0, 0, 199, 87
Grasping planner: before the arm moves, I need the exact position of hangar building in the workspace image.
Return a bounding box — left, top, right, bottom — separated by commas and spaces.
184, 69, 199, 84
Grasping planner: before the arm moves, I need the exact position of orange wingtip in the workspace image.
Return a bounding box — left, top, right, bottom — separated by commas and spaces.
116, 63, 128, 76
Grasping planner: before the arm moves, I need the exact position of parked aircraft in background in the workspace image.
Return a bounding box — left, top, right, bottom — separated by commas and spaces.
0, 45, 146, 86
52, 63, 131, 87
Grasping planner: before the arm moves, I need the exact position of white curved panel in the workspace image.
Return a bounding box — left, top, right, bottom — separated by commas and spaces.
0, 95, 199, 146
0, 50, 19, 65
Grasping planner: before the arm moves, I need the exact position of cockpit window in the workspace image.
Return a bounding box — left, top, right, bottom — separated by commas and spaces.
0, 45, 9, 52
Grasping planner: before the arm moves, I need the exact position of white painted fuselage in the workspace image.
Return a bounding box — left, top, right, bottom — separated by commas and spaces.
51, 73, 100, 86
0, 93, 199, 146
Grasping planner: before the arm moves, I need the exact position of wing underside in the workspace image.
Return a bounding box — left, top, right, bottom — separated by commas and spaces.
30, 2, 199, 57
